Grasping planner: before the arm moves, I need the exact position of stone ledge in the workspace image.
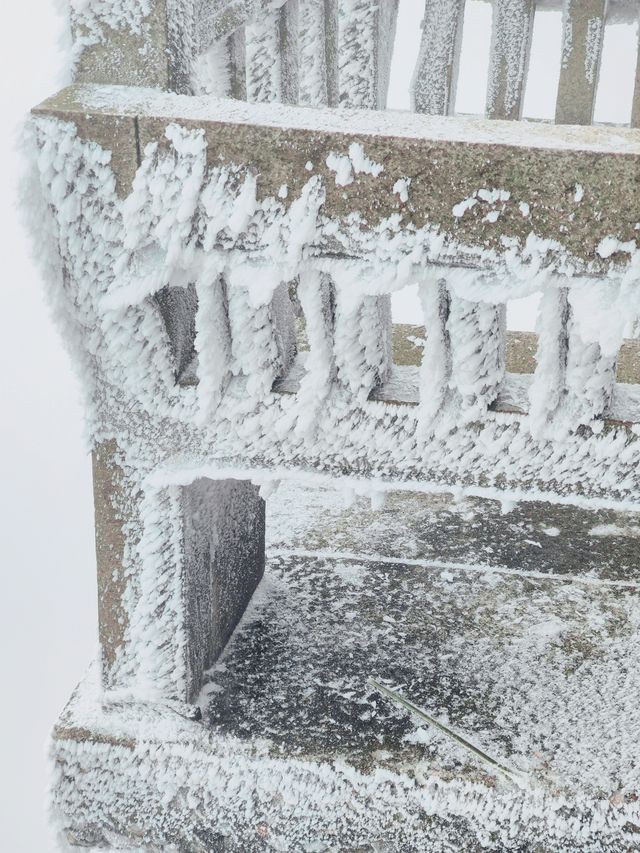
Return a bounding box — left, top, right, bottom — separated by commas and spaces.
53, 546, 640, 851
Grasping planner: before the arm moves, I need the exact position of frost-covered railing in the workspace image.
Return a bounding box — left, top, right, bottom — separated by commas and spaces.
33, 83, 640, 429
72, 0, 640, 124
33, 0, 640, 709
31, 82, 640, 709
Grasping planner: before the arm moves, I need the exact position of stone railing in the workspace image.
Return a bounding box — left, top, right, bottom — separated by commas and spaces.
31, 79, 640, 703
34, 2, 640, 850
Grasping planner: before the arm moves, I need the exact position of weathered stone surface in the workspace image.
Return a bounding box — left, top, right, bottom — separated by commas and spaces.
33, 83, 640, 270
182, 478, 265, 698
74, 1, 172, 90
51, 541, 640, 850
92, 440, 134, 681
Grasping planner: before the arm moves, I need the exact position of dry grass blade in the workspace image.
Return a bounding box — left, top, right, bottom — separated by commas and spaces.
368, 678, 529, 787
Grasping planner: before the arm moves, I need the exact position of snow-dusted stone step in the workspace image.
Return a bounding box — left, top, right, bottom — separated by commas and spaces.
267, 481, 640, 583
52, 552, 640, 851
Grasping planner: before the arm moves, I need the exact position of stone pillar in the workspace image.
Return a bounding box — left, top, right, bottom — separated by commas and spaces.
72, 0, 194, 92
93, 442, 265, 702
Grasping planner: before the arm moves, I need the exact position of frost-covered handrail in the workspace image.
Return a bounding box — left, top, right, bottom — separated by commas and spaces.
31, 82, 640, 445
33, 84, 640, 269
70, 1, 640, 125
36, 4, 640, 711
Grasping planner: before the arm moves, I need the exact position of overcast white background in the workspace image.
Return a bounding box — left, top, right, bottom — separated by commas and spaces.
0, 1, 637, 850
1, 2, 98, 851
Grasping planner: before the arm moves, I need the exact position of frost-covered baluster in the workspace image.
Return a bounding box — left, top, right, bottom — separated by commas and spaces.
486, 0, 535, 120
333, 278, 392, 403
411, 0, 465, 116
338, 0, 399, 109
448, 295, 506, 421
556, 0, 608, 125
191, 28, 247, 99
227, 266, 291, 399
295, 269, 336, 433
417, 278, 451, 433
565, 312, 617, 425
299, 0, 339, 105
119, 483, 190, 699
246, 0, 299, 103
529, 288, 570, 436
529, 286, 616, 431
194, 264, 232, 425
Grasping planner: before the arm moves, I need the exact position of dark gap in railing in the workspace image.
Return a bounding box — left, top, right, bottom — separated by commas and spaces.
288, 279, 309, 356
271, 280, 298, 376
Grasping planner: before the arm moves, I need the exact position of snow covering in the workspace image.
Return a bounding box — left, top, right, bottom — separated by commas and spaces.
584, 14, 605, 86
49, 488, 640, 850
26, 106, 640, 709
28, 3, 640, 849
326, 141, 384, 186
245, 11, 287, 104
